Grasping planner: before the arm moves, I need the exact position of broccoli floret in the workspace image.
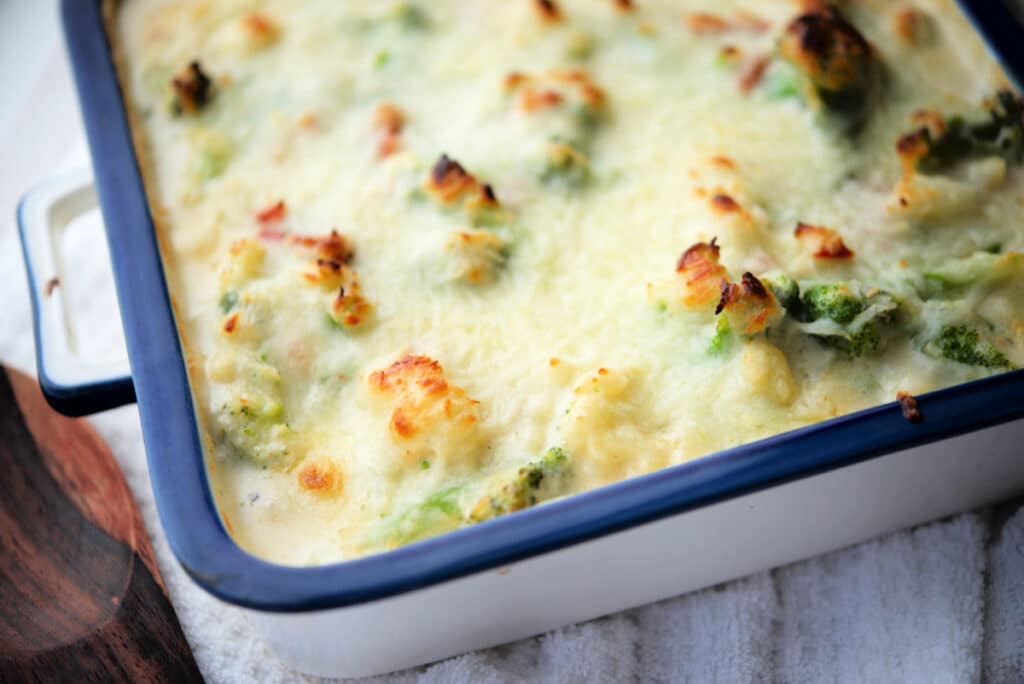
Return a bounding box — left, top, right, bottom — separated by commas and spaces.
797, 283, 899, 356
927, 324, 1014, 369
918, 252, 1023, 298
219, 290, 239, 314
541, 141, 591, 188
469, 447, 571, 522
213, 359, 293, 466
761, 273, 801, 315
374, 485, 465, 547
777, 5, 878, 133
802, 283, 865, 324
916, 91, 1024, 174
393, 3, 429, 31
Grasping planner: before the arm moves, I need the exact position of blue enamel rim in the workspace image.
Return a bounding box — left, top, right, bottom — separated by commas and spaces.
60, 0, 1024, 612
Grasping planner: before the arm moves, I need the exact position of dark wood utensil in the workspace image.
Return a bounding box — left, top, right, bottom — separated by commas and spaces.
0, 366, 203, 682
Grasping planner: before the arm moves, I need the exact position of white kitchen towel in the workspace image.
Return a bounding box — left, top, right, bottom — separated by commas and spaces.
2, 175, 1024, 682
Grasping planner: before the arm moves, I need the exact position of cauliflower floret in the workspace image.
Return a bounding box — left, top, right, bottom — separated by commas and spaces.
738, 337, 797, 406
220, 238, 266, 291
561, 368, 670, 483
444, 230, 508, 284
647, 239, 728, 312
367, 354, 486, 466
888, 157, 1006, 220
715, 271, 783, 335
208, 352, 296, 467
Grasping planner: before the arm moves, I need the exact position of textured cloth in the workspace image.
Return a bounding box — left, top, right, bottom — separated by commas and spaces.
2, 6, 1023, 681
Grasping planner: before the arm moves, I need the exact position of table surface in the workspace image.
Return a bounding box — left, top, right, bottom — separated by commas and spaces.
1, 2, 1023, 682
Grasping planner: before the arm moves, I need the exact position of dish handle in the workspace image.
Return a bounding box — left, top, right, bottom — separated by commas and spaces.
17, 170, 136, 416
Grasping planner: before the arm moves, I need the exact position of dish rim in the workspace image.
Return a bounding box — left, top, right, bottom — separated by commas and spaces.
61, 0, 1024, 612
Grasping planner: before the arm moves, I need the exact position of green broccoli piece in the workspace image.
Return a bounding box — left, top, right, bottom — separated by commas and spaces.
802, 283, 866, 324
777, 5, 878, 133
393, 3, 429, 31
541, 141, 591, 189
219, 290, 239, 314
194, 130, 235, 182
762, 60, 802, 101
536, 103, 605, 189
918, 251, 1022, 298
797, 283, 899, 356
915, 91, 1024, 174
761, 273, 801, 315
469, 447, 571, 523
374, 485, 466, 547
708, 316, 733, 356
926, 324, 1014, 369
213, 360, 293, 466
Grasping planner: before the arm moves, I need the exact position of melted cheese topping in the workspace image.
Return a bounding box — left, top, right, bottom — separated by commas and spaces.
113, 0, 1024, 565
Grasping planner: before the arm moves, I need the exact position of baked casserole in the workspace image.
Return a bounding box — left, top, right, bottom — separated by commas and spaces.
111, 0, 1024, 564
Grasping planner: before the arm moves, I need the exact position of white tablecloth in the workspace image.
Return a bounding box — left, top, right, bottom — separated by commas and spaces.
1, 3, 1022, 681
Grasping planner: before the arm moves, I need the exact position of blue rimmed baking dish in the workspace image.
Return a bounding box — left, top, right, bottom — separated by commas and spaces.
16, 0, 1024, 677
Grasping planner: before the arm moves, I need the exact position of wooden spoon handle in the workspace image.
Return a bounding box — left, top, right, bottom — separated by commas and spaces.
0, 367, 203, 682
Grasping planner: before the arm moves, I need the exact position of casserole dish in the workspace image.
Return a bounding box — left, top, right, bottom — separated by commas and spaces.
17, 0, 1024, 677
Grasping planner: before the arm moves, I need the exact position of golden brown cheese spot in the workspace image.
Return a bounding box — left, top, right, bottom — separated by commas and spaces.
266, 228, 353, 266
612, 0, 633, 11
240, 12, 280, 48
368, 354, 481, 446
170, 60, 212, 115
895, 128, 931, 177
302, 258, 348, 287
778, 5, 872, 93
297, 458, 342, 496
685, 12, 730, 33
718, 45, 744, 66
911, 109, 946, 135
685, 11, 769, 34
675, 239, 729, 308
428, 154, 479, 201
426, 155, 501, 212
794, 222, 855, 259
374, 101, 405, 159
716, 272, 781, 334
709, 192, 752, 223
519, 89, 565, 113
332, 284, 373, 328
709, 155, 736, 170
466, 183, 500, 211
256, 200, 286, 224
893, 7, 932, 45
892, 112, 948, 201
314, 230, 354, 265
738, 55, 771, 94
506, 69, 606, 111
534, 0, 561, 23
